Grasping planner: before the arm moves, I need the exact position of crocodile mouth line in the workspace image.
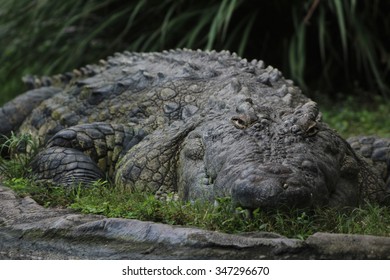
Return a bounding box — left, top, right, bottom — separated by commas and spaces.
225, 164, 328, 210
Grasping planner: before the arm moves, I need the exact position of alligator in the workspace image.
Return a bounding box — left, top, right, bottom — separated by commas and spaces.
0, 49, 389, 209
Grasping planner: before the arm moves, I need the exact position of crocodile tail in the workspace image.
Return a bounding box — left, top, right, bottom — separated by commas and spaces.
22, 59, 108, 90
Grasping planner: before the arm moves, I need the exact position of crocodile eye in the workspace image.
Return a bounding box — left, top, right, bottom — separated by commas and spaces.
231, 116, 247, 129
305, 123, 319, 136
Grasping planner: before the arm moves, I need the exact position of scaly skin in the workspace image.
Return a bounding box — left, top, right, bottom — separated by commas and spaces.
0, 49, 389, 209
347, 136, 390, 191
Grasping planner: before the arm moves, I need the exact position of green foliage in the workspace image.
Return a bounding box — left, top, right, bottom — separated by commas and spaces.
316, 203, 390, 237
4, 177, 74, 207
1, 0, 389, 105
0, 0, 248, 104
0, 132, 39, 179
68, 192, 390, 238
6, 175, 390, 239
302, 0, 390, 95
321, 96, 390, 137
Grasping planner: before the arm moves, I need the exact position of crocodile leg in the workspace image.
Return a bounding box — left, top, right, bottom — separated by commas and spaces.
348, 136, 390, 191
177, 130, 214, 202
30, 122, 146, 187
114, 119, 200, 198
30, 147, 105, 186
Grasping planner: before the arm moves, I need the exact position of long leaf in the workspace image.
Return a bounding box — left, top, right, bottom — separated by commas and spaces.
333, 0, 348, 59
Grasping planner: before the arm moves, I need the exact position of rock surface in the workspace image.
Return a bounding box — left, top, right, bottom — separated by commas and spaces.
1, 185, 389, 259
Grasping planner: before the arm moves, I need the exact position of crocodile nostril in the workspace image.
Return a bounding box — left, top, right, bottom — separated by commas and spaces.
301, 160, 318, 174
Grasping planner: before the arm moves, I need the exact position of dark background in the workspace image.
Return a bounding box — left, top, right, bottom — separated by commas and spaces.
1, 0, 389, 105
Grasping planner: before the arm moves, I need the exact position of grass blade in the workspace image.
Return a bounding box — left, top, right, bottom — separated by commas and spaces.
332, 0, 348, 59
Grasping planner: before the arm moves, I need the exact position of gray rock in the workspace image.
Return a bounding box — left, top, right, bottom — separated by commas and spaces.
1, 185, 390, 259
306, 232, 390, 259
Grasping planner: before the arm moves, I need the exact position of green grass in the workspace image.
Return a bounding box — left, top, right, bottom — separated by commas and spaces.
4, 176, 390, 239
1, 132, 390, 239
320, 96, 390, 138
0, 132, 39, 179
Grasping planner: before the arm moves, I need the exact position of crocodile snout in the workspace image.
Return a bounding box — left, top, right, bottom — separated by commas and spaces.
230, 164, 324, 210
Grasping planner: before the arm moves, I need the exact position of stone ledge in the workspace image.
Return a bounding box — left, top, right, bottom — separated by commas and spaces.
1, 185, 389, 259
306, 232, 390, 259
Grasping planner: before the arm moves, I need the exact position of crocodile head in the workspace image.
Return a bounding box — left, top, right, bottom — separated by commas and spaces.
178, 99, 382, 210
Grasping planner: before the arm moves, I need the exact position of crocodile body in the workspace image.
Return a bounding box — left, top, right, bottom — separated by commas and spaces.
0, 49, 389, 209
